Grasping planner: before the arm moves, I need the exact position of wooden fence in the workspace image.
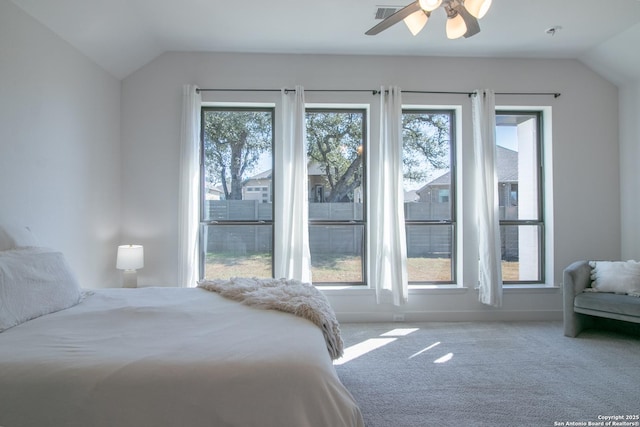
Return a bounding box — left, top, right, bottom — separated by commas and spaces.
203, 200, 519, 259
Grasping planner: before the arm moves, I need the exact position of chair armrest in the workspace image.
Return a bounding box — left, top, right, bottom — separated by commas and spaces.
563, 260, 592, 297
563, 260, 593, 337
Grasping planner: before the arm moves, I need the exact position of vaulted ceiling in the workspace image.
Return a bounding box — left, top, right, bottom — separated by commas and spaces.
10, 0, 640, 83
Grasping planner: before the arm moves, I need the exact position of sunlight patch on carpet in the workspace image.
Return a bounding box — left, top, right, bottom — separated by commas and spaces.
433, 352, 454, 363
334, 328, 420, 365
409, 341, 441, 359
380, 328, 419, 337
333, 338, 396, 365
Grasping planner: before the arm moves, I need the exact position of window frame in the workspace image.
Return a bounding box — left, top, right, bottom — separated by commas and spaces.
198, 106, 276, 281
496, 110, 545, 285
305, 107, 368, 286
402, 108, 457, 285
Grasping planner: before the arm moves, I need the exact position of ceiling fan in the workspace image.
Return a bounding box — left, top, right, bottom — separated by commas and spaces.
366, 0, 492, 39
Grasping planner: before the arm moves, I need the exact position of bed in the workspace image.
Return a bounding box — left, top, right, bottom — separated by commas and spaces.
0, 238, 364, 427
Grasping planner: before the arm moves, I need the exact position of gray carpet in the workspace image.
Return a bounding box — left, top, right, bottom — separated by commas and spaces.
334, 321, 640, 427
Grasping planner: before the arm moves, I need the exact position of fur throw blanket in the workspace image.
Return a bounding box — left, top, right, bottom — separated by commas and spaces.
198, 277, 343, 360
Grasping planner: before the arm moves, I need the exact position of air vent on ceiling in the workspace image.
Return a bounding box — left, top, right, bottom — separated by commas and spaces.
375, 7, 400, 20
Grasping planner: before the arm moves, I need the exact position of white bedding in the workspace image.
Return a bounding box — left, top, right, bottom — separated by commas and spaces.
0, 287, 363, 427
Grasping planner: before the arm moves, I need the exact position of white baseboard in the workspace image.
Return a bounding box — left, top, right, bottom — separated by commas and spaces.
336, 310, 563, 323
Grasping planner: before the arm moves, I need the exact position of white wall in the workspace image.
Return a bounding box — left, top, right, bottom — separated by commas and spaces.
0, 0, 122, 288
121, 52, 620, 321
579, 21, 640, 262
619, 82, 640, 260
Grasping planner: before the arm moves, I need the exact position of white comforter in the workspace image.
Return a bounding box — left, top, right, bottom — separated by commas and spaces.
0, 287, 363, 427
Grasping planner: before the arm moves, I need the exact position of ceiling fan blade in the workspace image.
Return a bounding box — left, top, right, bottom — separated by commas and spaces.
365, 2, 423, 36
455, 4, 481, 38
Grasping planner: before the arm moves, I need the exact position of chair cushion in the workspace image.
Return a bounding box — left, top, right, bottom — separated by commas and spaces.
575, 292, 640, 318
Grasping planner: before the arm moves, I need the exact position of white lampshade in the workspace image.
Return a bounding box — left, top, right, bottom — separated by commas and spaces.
446, 14, 467, 39
116, 245, 144, 270
404, 10, 429, 36
418, 0, 442, 12
464, 0, 492, 19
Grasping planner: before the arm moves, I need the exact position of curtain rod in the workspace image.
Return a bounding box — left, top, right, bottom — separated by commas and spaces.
196, 88, 377, 94
195, 88, 561, 98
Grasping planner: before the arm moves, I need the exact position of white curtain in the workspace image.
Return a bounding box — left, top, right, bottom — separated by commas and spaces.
274, 86, 312, 283
472, 89, 503, 306
177, 84, 201, 288
368, 86, 408, 305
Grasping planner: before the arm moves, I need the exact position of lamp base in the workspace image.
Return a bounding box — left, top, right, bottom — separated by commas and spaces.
122, 270, 138, 288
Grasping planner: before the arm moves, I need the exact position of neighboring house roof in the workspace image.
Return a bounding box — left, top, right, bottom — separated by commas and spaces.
418, 145, 518, 190
206, 169, 271, 192
422, 171, 451, 187
245, 163, 343, 181
206, 184, 227, 195
404, 190, 419, 202
307, 162, 326, 176
246, 169, 272, 181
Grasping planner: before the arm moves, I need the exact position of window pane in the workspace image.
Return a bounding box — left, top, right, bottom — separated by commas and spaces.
306, 109, 365, 285
202, 109, 273, 220
306, 111, 364, 221
202, 224, 273, 280
201, 108, 274, 280
402, 110, 455, 283
496, 112, 544, 284
402, 111, 452, 221
406, 224, 453, 282
500, 224, 541, 282
309, 225, 363, 283
496, 114, 538, 221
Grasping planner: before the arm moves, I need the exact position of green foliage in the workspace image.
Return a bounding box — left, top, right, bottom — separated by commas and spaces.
202, 108, 450, 203
306, 111, 364, 202
402, 112, 451, 184
203, 109, 272, 200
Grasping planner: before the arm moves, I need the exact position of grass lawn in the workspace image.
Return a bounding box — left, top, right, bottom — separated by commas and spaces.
204, 253, 522, 283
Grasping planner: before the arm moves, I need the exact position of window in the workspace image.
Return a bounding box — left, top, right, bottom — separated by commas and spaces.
306, 109, 366, 284
496, 111, 544, 283
200, 107, 274, 280
195, 100, 546, 289
402, 110, 456, 283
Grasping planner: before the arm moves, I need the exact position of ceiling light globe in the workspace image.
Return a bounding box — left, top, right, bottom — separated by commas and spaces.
404, 10, 429, 36
418, 0, 442, 12
464, 0, 492, 19
446, 14, 467, 39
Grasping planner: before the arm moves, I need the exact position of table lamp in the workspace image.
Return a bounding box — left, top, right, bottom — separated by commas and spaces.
116, 244, 144, 288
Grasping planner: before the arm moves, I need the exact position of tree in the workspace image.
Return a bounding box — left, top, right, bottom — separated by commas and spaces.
306, 110, 450, 202
202, 109, 449, 203
402, 112, 450, 184
306, 111, 363, 202
203, 110, 272, 200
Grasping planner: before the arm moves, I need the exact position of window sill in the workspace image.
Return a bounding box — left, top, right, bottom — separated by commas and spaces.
316, 284, 472, 296
316, 284, 560, 295
316, 285, 373, 296
502, 284, 561, 292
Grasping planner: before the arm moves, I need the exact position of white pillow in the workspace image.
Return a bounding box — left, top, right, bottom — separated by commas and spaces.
0, 248, 82, 332
588, 260, 640, 296
0, 223, 41, 251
